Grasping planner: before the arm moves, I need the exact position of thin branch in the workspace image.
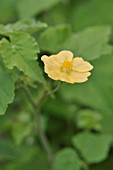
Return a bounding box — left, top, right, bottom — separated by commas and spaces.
37, 81, 62, 108
46, 81, 62, 96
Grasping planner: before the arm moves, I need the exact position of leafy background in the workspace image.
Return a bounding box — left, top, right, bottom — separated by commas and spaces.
0, 0, 113, 170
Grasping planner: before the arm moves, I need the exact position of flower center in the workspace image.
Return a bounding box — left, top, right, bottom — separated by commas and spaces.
61, 61, 72, 72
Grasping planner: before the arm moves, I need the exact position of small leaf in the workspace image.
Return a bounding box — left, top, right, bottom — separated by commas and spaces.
73, 132, 112, 163
0, 58, 15, 115
0, 32, 44, 83
76, 109, 102, 131
52, 148, 81, 170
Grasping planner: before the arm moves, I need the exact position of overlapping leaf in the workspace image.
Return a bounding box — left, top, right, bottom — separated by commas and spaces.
39, 25, 112, 60
0, 32, 44, 83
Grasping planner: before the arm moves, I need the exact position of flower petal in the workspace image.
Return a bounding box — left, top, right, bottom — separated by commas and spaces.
59, 73, 74, 83
41, 55, 60, 71
48, 70, 74, 83
72, 57, 93, 72
47, 70, 62, 80
57, 50, 74, 62
70, 71, 91, 83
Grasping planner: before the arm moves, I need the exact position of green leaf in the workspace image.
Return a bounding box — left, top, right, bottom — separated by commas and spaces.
52, 148, 81, 170
63, 26, 112, 60
0, 58, 15, 115
60, 54, 113, 132
72, 132, 112, 164
0, 19, 48, 36
17, 0, 62, 19
39, 25, 112, 60
39, 24, 71, 52
0, 32, 44, 83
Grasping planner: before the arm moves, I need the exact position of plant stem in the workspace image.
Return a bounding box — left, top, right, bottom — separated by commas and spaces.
22, 82, 62, 164
46, 81, 62, 96
23, 86, 53, 164
37, 81, 62, 108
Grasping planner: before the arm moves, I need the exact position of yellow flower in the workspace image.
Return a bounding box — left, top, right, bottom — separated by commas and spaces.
41, 50, 93, 84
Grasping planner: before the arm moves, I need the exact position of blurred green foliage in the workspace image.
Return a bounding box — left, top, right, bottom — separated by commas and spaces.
0, 0, 113, 170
